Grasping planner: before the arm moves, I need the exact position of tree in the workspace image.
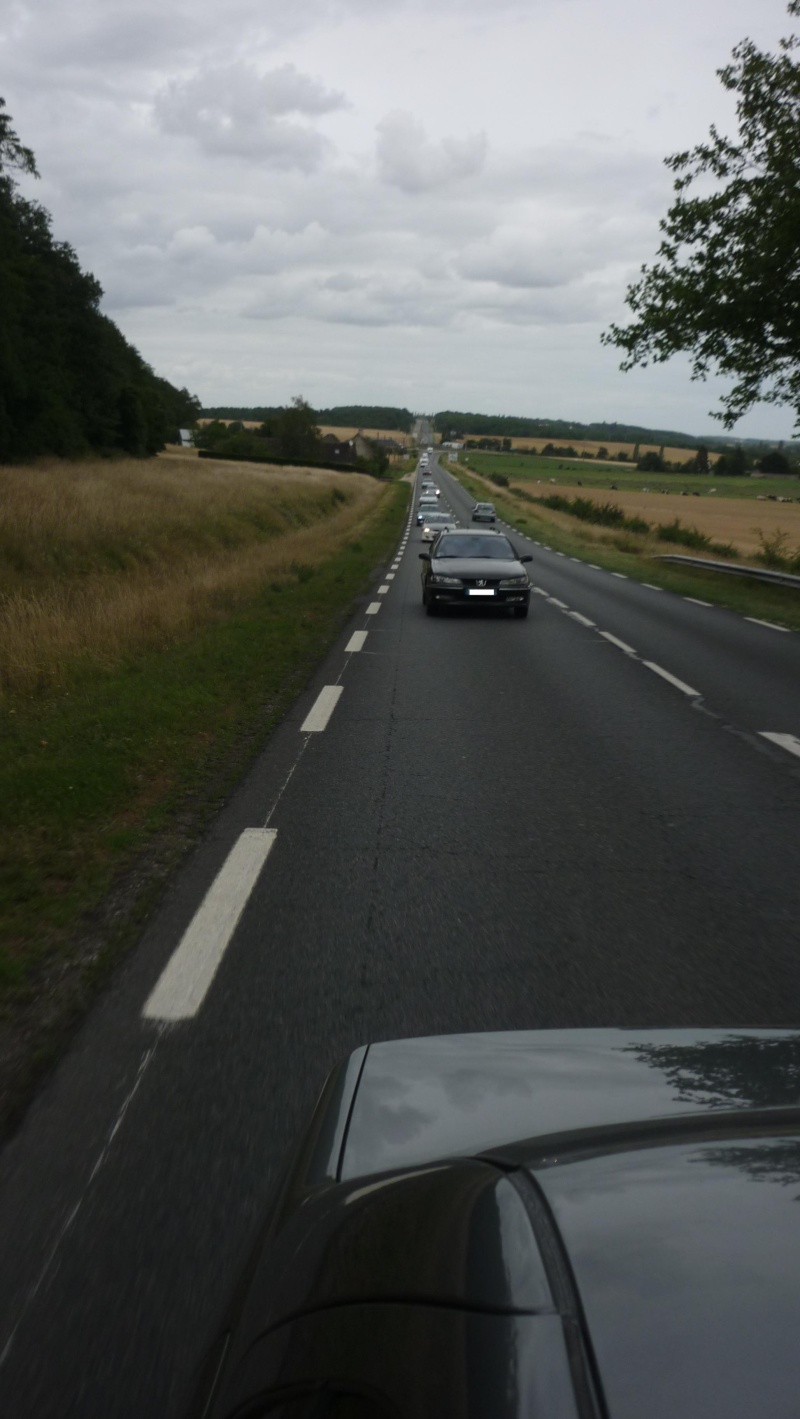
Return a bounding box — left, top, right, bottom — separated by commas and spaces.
637, 451, 665, 472
275, 397, 320, 463
714, 445, 749, 476
603, 2, 800, 429
0, 97, 200, 462
758, 448, 792, 473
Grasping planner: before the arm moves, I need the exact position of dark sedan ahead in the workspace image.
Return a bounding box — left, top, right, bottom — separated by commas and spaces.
420, 529, 532, 616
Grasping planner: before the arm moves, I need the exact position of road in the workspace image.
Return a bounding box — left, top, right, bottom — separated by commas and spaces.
0, 449, 799, 1417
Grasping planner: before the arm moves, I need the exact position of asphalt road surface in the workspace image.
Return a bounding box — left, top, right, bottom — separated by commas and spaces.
1, 451, 799, 1417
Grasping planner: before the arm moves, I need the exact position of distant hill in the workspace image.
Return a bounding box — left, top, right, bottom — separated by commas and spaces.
201, 405, 414, 433
432, 411, 795, 453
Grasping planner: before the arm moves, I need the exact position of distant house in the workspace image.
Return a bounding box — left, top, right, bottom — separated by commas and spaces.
178, 429, 194, 447
322, 433, 354, 460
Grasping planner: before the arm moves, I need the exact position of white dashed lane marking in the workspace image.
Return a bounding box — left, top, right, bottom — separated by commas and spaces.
600, 631, 636, 655
366, 602, 381, 614
746, 618, 791, 632
345, 631, 368, 653
568, 611, 596, 627
611, 572, 628, 580
301, 684, 344, 733
143, 829, 277, 1022
548, 597, 568, 609
643, 662, 699, 697
685, 597, 712, 607
760, 733, 800, 759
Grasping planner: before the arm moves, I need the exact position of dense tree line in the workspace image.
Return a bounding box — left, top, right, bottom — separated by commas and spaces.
202, 404, 414, 433
0, 99, 199, 463
432, 410, 717, 448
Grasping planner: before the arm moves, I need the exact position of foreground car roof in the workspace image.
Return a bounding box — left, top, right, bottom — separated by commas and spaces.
192, 1029, 800, 1419
341, 1028, 800, 1177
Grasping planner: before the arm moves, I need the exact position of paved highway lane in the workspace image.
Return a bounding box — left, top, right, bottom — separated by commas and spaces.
0, 458, 799, 1416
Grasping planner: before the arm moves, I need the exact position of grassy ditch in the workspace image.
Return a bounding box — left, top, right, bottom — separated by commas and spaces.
452, 467, 800, 630
0, 454, 408, 1130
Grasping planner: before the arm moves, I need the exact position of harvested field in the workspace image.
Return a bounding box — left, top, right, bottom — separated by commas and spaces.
513, 481, 800, 561
0, 454, 386, 699
467, 436, 707, 462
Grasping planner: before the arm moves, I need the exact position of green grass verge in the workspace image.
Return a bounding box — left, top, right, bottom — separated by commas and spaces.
0, 483, 408, 1126
451, 469, 800, 630
460, 452, 800, 502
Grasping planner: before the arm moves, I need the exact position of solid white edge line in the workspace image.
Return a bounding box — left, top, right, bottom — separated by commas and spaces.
345, 630, 368, 653
684, 597, 712, 607
568, 612, 596, 627
599, 631, 637, 654
643, 661, 699, 696
143, 829, 277, 1021
301, 683, 344, 733
746, 617, 791, 632
759, 732, 800, 759
366, 602, 381, 614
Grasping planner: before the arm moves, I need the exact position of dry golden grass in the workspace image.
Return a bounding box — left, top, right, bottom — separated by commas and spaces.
0, 455, 387, 699
483, 436, 709, 463
522, 481, 800, 559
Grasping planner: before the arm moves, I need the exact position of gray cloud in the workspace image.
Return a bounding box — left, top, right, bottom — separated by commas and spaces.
153, 62, 345, 167
376, 111, 488, 192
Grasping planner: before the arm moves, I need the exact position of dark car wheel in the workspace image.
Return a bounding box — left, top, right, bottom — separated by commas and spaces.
426, 596, 439, 616
515, 605, 529, 619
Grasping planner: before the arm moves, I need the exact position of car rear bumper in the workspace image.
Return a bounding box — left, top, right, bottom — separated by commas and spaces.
427, 588, 530, 608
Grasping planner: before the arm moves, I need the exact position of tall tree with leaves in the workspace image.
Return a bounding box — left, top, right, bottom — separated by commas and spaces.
603, 2, 800, 429
0, 98, 200, 462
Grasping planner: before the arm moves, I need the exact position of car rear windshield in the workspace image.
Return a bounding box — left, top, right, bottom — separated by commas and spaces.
435, 536, 516, 559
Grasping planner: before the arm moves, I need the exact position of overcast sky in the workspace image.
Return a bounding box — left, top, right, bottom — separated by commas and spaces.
2, 0, 793, 436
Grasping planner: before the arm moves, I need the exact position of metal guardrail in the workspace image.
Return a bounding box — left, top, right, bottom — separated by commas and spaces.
657, 554, 800, 589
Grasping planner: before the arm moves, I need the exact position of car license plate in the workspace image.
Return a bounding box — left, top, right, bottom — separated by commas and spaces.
468, 589, 495, 596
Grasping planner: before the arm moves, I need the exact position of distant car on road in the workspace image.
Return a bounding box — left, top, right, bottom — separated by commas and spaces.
420, 529, 531, 615
420, 512, 458, 542
471, 502, 496, 524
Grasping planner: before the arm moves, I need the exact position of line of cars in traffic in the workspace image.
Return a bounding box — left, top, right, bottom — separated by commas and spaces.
416, 465, 532, 618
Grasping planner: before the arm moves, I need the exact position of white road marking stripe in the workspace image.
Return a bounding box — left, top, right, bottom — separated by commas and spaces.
589, 564, 601, 570
685, 597, 712, 607
643, 661, 699, 696
366, 602, 381, 614
600, 631, 636, 654
548, 597, 568, 608
746, 617, 791, 632
642, 583, 663, 590
532, 587, 548, 596
385, 573, 395, 580
570, 557, 582, 563
555, 551, 566, 557
378, 584, 389, 594
568, 612, 596, 627
611, 572, 628, 579
345, 631, 368, 653
301, 684, 344, 732
760, 732, 800, 759
143, 829, 277, 1021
